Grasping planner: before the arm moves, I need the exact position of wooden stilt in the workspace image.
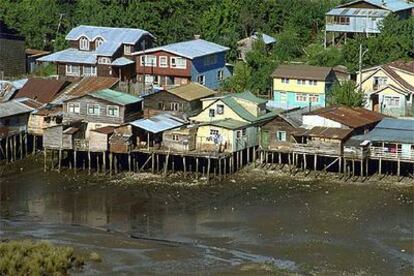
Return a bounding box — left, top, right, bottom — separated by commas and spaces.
218, 158, 222, 181
172, 159, 175, 173
163, 153, 169, 176
24, 132, 28, 157
74, 150, 77, 173
253, 147, 256, 167
109, 152, 113, 176
303, 153, 307, 171
278, 152, 281, 165
196, 157, 199, 179
314, 154, 317, 171
88, 151, 91, 175
338, 157, 342, 174
96, 153, 100, 173
207, 157, 211, 184
236, 151, 239, 171
360, 160, 363, 177
224, 157, 227, 178
365, 158, 368, 177
202, 165, 205, 178
151, 152, 155, 174
352, 159, 355, 177
241, 149, 244, 168
183, 156, 187, 178
378, 158, 382, 176
33, 135, 36, 155
128, 152, 132, 172
247, 147, 250, 164
114, 154, 118, 174
5, 136, 9, 162
58, 148, 62, 173
13, 135, 17, 161
19, 133, 23, 159
43, 149, 47, 172
397, 158, 401, 181
156, 154, 160, 173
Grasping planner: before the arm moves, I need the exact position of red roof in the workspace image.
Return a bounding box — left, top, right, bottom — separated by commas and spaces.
14, 78, 69, 104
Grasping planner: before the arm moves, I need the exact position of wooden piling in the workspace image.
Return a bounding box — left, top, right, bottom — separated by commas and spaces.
378, 158, 382, 176
43, 149, 47, 172
253, 147, 256, 167
109, 152, 113, 176
151, 152, 155, 174
88, 151, 91, 175
33, 135, 36, 155
74, 150, 77, 173
5, 136, 9, 162
128, 152, 132, 172
207, 157, 211, 184
183, 156, 187, 178
218, 158, 222, 181
163, 153, 169, 176
114, 154, 118, 174
156, 154, 160, 173
19, 133, 23, 159
247, 147, 250, 164
195, 157, 199, 179
397, 158, 401, 181
58, 148, 62, 173
224, 157, 227, 178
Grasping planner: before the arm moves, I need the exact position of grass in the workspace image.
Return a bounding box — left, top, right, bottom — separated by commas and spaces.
0, 240, 84, 275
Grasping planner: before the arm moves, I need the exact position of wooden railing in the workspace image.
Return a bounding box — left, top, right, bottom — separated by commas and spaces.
292, 143, 341, 156
369, 146, 414, 161
343, 147, 368, 159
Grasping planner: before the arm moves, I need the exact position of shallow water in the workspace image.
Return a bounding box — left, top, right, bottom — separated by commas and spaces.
1, 164, 413, 275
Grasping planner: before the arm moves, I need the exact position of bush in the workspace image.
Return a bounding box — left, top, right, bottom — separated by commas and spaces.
0, 240, 83, 275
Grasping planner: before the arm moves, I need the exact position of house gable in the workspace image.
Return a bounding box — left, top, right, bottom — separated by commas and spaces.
190, 98, 248, 123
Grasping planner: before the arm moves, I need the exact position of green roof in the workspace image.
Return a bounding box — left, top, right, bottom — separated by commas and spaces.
206, 119, 251, 130
91, 89, 142, 105
233, 91, 267, 105
221, 97, 257, 121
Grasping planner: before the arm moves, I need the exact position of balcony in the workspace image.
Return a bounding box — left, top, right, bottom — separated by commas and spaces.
369, 146, 414, 161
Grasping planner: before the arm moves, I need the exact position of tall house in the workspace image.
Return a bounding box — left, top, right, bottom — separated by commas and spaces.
271, 64, 337, 110
325, 0, 414, 45
38, 25, 155, 81
0, 21, 26, 78
357, 60, 414, 117
134, 39, 231, 90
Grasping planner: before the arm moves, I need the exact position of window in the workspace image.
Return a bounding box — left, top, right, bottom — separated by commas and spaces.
373, 76, 387, 89
107, 105, 119, 117
309, 95, 319, 103
217, 104, 224, 114
236, 130, 242, 139
276, 131, 287, 141
333, 16, 350, 25
79, 36, 89, 50
281, 78, 289, 84
66, 65, 80, 77
297, 79, 306, 85
98, 57, 111, 64
159, 56, 168, 68
242, 128, 247, 136
384, 96, 400, 107
296, 94, 308, 102
217, 69, 224, 81
170, 102, 180, 111
95, 37, 104, 49
124, 45, 133, 55
197, 75, 205, 85
172, 134, 179, 141
83, 66, 97, 76
204, 54, 217, 66
158, 102, 164, 110
309, 80, 317, 85
140, 55, 157, 67
210, 129, 219, 136
170, 57, 186, 69
68, 103, 80, 114
87, 104, 100, 115
209, 108, 215, 117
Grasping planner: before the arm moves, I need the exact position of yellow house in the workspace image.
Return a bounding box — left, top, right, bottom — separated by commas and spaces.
190, 91, 277, 153
271, 64, 337, 110
357, 60, 414, 117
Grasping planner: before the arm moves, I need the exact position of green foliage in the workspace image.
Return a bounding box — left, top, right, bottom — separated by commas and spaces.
305, 44, 343, 67
0, 240, 83, 275
222, 62, 252, 93
329, 80, 364, 107
31, 63, 57, 77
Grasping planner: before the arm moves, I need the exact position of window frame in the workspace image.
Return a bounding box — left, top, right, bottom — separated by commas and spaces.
68, 103, 80, 114
216, 104, 224, 115
170, 57, 186, 69
107, 105, 120, 117
87, 104, 100, 116
98, 57, 111, 64
124, 45, 133, 55
95, 37, 104, 49
66, 64, 80, 77
82, 66, 97, 77
217, 69, 224, 81
197, 75, 206, 86
170, 102, 180, 111
140, 55, 157, 67
210, 129, 219, 136
276, 131, 287, 142
209, 108, 215, 117
159, 56, 168, 68
79, 36, 90, 51
296, 94, 308, 102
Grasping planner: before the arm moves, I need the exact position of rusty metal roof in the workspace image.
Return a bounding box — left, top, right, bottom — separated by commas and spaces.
167, 82, 216, 101
14, 78, 69, 104
91, 126, 115, 135
300, 126, 353, 140
66, 77, 119, 97
305, 106, 385, 128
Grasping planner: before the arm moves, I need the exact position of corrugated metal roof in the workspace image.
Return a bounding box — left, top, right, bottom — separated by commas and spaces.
112, 57, 135, 66
327, 8, 390, 17
300, 126, 353, 140
167, 82, 216, 101
14, 78, 69, 104
66, 25, 154, 45
272, 64, 333, 81
337, 0, 414, 12
376, 118, 414, 131
130, 113, 186, 133
306, 106, 385, 128
0, 99, 35, 118
95, 42, 121, 56
252, 32, 277, 44
233, 91, 267, 105
90, 89, 142, 105
37, 48, 97, 64
91, 126, 115, 134
204, 119, 251, 130
135, 39, 229, 59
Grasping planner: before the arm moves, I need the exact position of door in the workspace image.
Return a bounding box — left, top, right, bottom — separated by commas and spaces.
261, 130, 270, 149
372, 94, 379, 112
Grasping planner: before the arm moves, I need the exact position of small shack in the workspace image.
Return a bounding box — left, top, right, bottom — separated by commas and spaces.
43, 121, 87, 150
89, 126, 115, 152
28, 104, 63, 136
162, 125, 198, 152
13, 78, 69, 104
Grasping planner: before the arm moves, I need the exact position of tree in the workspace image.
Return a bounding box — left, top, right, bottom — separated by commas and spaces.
329, 80, 364, 107
221, 62, 252, 93
304, 44, 343, 67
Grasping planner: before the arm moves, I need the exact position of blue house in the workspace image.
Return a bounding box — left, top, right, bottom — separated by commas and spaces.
134, 39, 231, 90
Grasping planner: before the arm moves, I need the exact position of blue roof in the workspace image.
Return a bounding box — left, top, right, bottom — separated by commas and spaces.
351, 118, 414, 144
138, 39, 229, 59
252, 32, 276, 44
37, 48, 97, 64
66, 25, 154, 45
112, 57, 135, 66
338, 0, 414, 12
95, 42, 121, 56
130, 113, 186, 133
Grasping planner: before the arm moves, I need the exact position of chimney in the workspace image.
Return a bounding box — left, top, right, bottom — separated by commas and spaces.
194, 34, 201, 40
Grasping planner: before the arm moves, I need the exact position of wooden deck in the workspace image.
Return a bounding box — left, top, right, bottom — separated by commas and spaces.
369, 147, 414, 162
